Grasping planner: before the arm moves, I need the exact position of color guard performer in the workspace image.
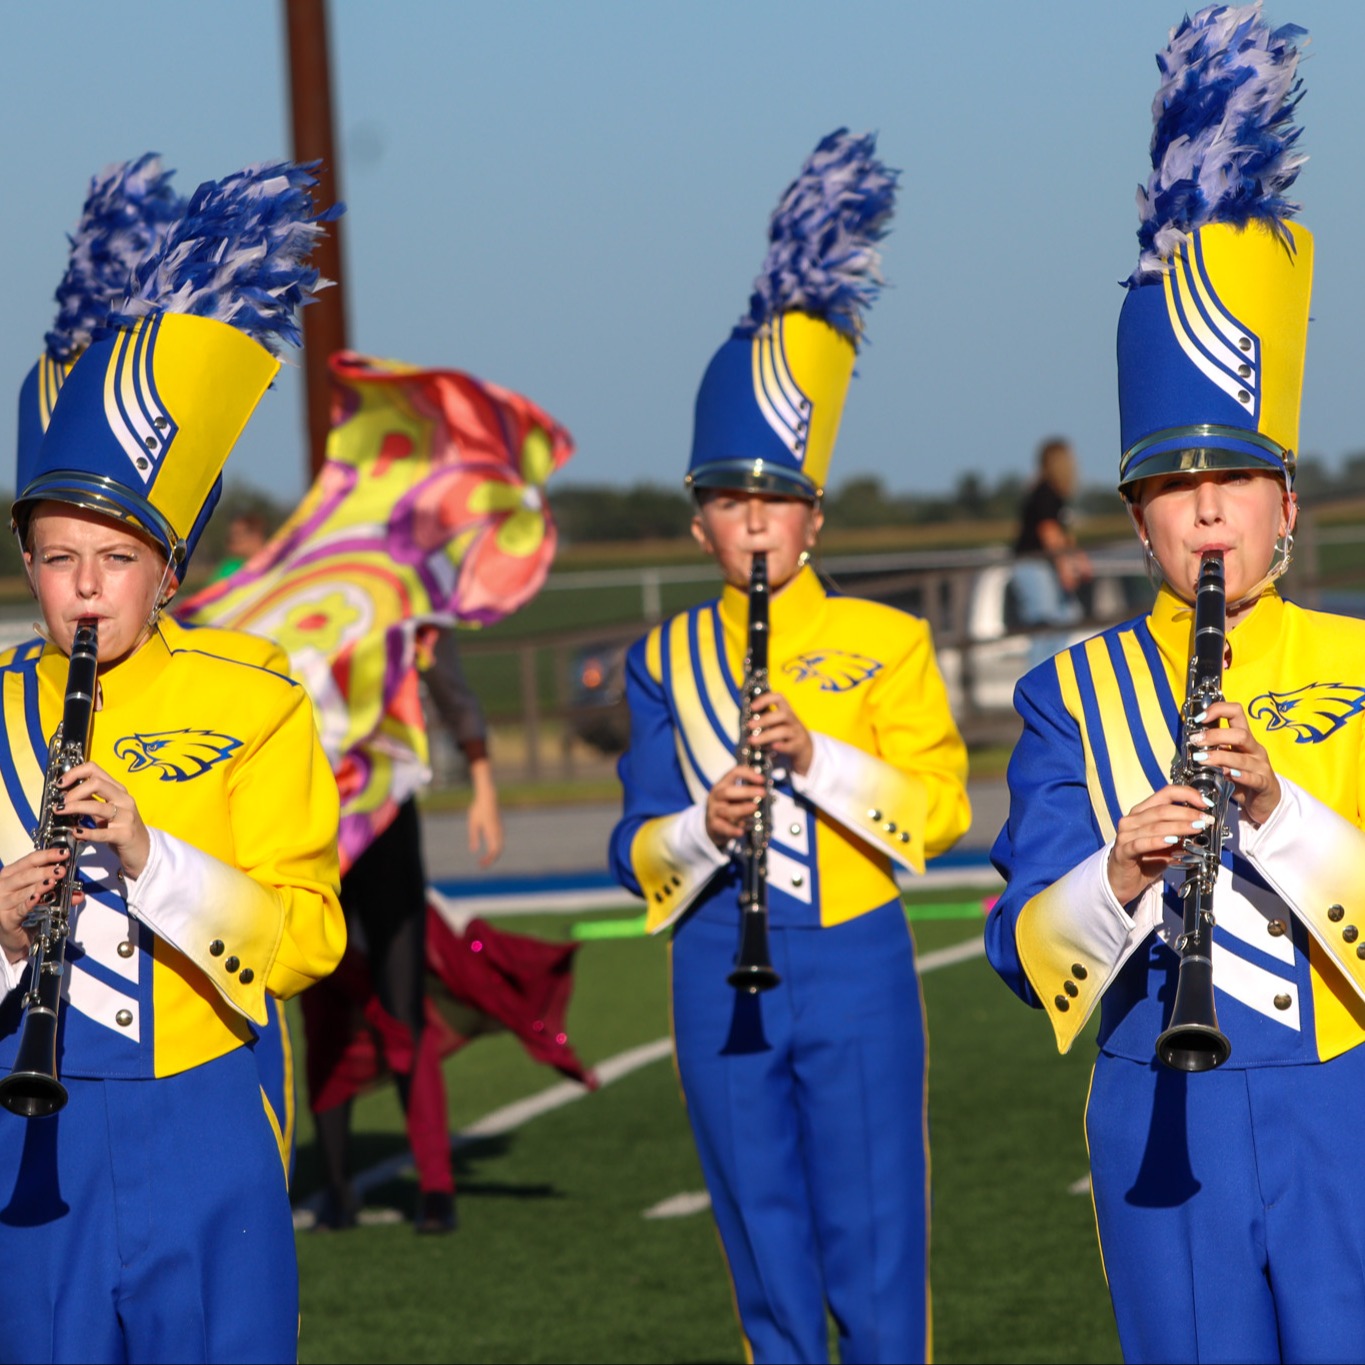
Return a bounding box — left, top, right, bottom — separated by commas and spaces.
986, 9, 1365, 1360
609, 131, 970, 1364
0, 162, 344, 1364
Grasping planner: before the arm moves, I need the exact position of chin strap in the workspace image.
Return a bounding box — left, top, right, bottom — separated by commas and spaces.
1226, 531, 1294, 611
130, 557, 179, 654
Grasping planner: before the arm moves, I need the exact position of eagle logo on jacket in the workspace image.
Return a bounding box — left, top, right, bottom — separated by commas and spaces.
113, 730, 242, 781
782, 651, 883, 693
1248, 683, 1365, 744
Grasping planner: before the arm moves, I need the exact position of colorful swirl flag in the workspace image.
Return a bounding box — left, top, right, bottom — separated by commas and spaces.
179, 350, 574, 870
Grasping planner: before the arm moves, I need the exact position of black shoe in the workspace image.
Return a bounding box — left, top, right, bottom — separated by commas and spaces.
313, 1187, 359, 1231
414, 1191, 457, 1235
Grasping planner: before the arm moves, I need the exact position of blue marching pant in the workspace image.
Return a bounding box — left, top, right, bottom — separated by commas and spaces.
1087, 1045, 1365, 1364
0, 1046, 298, 1365
671, 899, 930, 1365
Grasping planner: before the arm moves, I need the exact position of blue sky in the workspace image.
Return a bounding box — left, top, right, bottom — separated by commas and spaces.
4, 0, 1362, 505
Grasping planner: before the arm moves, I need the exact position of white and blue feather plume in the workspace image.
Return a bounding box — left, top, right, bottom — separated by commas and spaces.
1133, 2, 1306, 284
46, 154, 183, 363
114, 161, 341, 356
737, 129, 898, 345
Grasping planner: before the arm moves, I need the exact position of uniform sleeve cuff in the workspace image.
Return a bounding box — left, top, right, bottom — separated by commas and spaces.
1064, 842, 1164, 960
791, 732, 927, 872
1234, 775, 1365, 1009
0, 947, 26, 997
632, 802, 729, 934
1235, 774, 1301, 861
792, 732, 835, 796
1014, 842, 1165, 1051
675, 803, 729, 872
125, 828, 281, 1025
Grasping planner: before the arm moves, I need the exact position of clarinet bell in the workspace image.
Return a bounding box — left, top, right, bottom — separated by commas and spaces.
728, 910, 780, 994
0, 1065, 68, 1118
727, 961, 780, 994
1156, 1021, 1232, 1073
1156, 968, 1231, 1073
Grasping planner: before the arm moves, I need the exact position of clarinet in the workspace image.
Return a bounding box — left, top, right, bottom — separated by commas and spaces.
1156, 554, 1233, 1072
0, 617, 100, 1117
727, 552, 780, 994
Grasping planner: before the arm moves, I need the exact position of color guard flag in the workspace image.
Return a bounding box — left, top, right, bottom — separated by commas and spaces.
180, 350, 574, 870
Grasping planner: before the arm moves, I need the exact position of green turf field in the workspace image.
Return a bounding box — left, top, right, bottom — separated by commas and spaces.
290, 898, 1121, 1364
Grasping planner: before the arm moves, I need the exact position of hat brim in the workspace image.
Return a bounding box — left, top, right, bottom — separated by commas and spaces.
685, 459, 821, 500
1118, 424, 1293, 492
13, 472, 183, 562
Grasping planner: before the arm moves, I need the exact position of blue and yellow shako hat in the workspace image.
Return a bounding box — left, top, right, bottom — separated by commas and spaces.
16, 154, 183, 497
16, 161, 339, 568
686, 130, 898, 501
1117, 3, 1310, 494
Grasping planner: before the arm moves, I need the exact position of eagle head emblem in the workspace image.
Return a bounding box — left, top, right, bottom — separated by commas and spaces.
781, 650, 883, 693
113, 729, 242, 782
1247, 683, 1365, 744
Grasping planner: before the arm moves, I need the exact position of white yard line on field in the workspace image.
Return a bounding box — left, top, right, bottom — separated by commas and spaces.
294, 936, 986, 1227
644, 1191, 712, 1220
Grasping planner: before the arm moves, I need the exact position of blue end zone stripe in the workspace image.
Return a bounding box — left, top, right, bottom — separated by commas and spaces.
712, 605, 743, 708
1071, 645, 1123, 834
659, 613, 708, 793
1135, 623, 1181, 739
1105, 631, 1168, 792
688, 609, 737, 759
432, 847, 997, 900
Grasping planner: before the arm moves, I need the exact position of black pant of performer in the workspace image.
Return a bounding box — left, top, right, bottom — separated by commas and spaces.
315, 799, 452, 1229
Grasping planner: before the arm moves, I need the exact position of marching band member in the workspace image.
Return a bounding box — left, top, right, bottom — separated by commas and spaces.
14, 155, 305, 1179
609, 131, 969, 1364
987, 10, 1365, 1361
0, 163, 344, 1364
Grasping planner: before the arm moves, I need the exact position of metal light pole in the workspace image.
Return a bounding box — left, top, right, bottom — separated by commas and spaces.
283, 0, 349, 479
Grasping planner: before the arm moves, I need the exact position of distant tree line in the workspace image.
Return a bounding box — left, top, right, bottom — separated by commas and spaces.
548, 475, 1034, 543
2, 452, 1359, 583
551, 455, 1365, 544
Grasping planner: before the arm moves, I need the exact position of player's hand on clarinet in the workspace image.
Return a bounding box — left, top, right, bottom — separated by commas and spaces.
0, 848, 72, 964
57, 762, 151, 879
1107, 784, 1215, 906
745, 691, 813, 776
707, 765, 767, 848
1185, 701, 1280, 827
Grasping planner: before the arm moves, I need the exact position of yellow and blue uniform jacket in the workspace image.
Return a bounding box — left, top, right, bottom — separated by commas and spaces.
609, 567, 970, 930
987, 588, 1365, 1066
0, 627, 344, 1080
160, 615, 300, 1172
162, 615, 291, 678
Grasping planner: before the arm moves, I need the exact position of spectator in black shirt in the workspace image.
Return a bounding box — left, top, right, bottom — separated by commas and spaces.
1013, 438, 1093, 660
